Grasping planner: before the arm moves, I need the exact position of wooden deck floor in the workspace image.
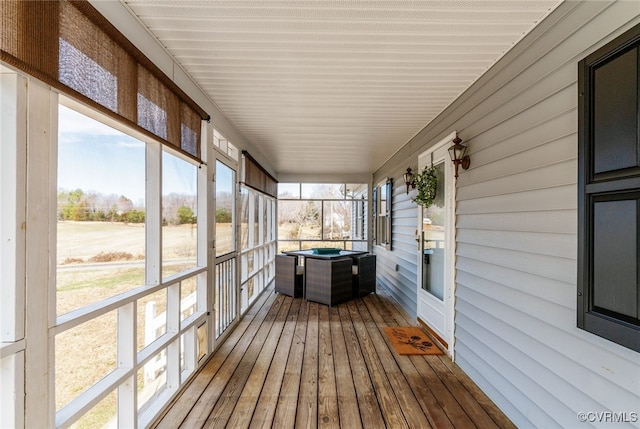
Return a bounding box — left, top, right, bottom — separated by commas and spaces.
154, 287, 515, 429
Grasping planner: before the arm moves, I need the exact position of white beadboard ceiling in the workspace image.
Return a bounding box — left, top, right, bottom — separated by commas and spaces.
122, 0, 561, 177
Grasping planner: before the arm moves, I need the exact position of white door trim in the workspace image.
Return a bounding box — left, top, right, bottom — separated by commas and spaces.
416, 131, 457, 358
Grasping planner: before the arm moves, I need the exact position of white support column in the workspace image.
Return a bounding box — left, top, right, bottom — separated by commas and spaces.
117, 302, 137, 429
146, 142, 162, 286
0, 71, 26, 345
24, 78, 57, 429
235, 162, 242, 321
198, 121, 212, 321
248, 192, 255, 251
47, 81, 59, 427
0, 71, 27, 429
198, 121, 211, 270
1, 71, 27, 429
368, 179, 374, 252
203, 122, 215, 355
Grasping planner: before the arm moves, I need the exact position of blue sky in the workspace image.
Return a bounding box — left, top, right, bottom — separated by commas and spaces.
58, 105, 198, 203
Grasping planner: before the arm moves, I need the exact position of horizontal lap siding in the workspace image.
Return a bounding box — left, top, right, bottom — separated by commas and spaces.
374, 1, 640, 427
374, 182, 418, 316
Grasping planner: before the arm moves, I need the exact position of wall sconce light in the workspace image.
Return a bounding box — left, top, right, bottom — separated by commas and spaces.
447, 136, 470, 178
403, 167, 416, 194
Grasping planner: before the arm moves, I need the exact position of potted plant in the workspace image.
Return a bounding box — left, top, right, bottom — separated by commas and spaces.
412, 165, 438, 208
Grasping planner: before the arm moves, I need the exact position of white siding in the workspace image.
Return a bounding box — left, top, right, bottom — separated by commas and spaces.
374, 181, 419, 315
374, 1, 640, 427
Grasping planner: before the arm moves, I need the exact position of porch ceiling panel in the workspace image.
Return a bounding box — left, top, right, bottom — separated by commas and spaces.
122, 0, 561, 176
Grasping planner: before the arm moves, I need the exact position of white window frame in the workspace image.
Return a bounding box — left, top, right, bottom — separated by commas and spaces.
374, 178, 392, 250
0, 67, 214, 428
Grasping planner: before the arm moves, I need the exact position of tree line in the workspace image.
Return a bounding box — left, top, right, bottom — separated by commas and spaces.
57, 189, 196, 225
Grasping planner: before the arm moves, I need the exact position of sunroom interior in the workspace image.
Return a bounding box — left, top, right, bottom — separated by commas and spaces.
3, 1, 640, 428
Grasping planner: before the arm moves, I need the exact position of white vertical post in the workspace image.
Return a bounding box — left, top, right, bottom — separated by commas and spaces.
0, 71, 26, 345
258, 194, 264, 247
24, 78, 56, 429
144, 110, 162, 427
368, 178, 373, 252
203, 121, 215, 356
235, 161, 241, 321
248, 191, 255, 250
146, 142, 162, 286
117, 302, 137, 429
47, 83, 59, 425
198, 121, 210, 269
197, 120, 210, 319
1, 71, 27, 428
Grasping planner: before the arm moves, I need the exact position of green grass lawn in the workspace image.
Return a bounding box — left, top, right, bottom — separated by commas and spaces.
55, 221, 200, 426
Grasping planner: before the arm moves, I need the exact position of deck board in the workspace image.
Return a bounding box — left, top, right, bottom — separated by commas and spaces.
361, 296, 453, 429
296, 302, 319, 429
352, 299, 433, 429
153, 287, 515, 429
317, 304, 339, 428
225, 297, 293, 428
329, 306, 364, 429
156, 290, 277, 429
273, 299, 308, 428
249, 297, 302, 429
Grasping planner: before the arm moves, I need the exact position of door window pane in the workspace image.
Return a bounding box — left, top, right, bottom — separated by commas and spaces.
215, 160, 235, 256
422, 162, 445, 300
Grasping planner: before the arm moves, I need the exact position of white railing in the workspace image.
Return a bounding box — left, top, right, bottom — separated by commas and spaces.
144, 292, 197, 383
215, 255, 237, 338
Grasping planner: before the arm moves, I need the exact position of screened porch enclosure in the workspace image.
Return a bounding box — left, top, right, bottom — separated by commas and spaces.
5, 2, 640, 429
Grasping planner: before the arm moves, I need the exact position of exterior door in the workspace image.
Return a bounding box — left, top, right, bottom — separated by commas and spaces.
416, 132, 457, 355
214, 158, 239, 340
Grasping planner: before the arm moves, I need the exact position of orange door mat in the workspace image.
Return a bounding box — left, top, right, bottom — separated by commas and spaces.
383, 326, 443, 355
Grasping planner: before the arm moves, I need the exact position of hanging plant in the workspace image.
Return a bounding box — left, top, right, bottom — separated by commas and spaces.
412, 165, 438, 207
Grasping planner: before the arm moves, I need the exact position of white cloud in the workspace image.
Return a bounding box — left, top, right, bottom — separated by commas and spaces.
58, 104, 122, 136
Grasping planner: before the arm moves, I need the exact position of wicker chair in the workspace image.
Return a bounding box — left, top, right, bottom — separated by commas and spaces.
304, 257, 353, 306
352, 254, 376, 297
275, 254, 303, 298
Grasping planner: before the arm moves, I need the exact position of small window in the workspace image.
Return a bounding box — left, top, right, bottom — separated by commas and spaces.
577, 23, 640, 352
352, 196, 366, 240
374, 178, 392, 250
